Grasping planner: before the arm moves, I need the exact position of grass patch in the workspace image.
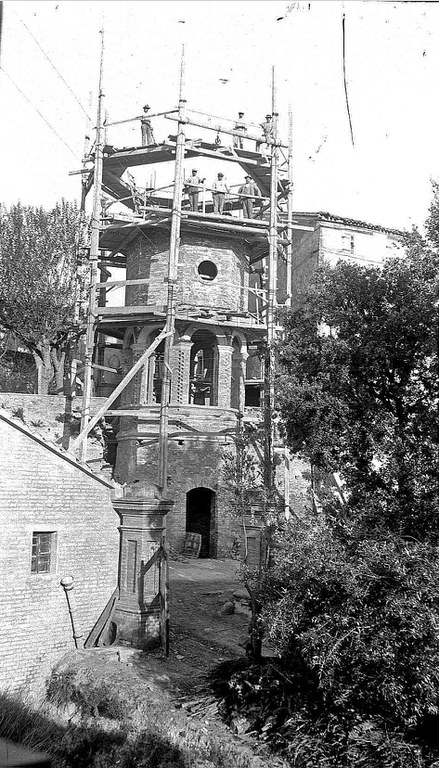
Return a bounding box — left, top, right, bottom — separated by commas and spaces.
0, 657, 269, 768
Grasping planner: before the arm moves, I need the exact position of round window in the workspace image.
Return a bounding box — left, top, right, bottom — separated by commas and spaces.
197, 260, 218, 281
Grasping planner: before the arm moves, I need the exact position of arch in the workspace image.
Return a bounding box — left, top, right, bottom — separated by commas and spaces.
230, 336, 242, 410
186, 487, 216, 558
245, 340, 264, 407
144, 328, 165, 404
230, 330, 248, 355
122, 327, 137, 349
137, 322, 165, 347
180, 323, 228, 346
189, 329, 218, 406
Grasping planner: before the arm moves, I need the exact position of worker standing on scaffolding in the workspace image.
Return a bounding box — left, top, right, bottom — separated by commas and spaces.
184, 169, 205, 212
256, 114, 273, 154
233, 112, 247, 149
238, 175, 260, 219
141, 105, 156, 146
211, 172, 230, 215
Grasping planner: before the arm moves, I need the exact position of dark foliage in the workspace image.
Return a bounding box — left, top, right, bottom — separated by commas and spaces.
219, 218, 439, 765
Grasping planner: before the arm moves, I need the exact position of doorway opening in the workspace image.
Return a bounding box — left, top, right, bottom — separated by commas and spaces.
185, 487, 216, 558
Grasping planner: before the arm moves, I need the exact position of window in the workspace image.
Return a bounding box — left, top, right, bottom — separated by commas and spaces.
245, 383, 262, 407
341, 234, 355, 254
31, 531, 56, 574
197, 260, 218, 281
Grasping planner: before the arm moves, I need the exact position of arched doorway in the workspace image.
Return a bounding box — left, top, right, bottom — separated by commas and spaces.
186, 488, 216, 558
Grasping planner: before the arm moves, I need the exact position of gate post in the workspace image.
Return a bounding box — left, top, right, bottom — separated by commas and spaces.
113, 481, 174, 649
241, 504, 266, 571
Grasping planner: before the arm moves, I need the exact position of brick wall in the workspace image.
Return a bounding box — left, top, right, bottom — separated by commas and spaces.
0, 416, 119, 694
114, 406, 240, 556
0, 393, 111, 475
125, 230, 249, 313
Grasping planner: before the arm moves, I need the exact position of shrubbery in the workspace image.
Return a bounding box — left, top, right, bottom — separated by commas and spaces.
219, 220, 439, 765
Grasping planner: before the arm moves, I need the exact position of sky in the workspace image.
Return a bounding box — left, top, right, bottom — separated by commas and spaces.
1, 0, 439, 232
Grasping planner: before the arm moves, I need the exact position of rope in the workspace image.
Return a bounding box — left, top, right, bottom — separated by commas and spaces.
1, 67, 80, 160
13, 9, 91, 122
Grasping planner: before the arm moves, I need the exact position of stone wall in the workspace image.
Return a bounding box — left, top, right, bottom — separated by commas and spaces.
0, 415, 119, 694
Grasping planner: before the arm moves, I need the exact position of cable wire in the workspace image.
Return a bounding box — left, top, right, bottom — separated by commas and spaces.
342, 13, 355, 147
1, 67, 80, 160
13, 9, 92, 122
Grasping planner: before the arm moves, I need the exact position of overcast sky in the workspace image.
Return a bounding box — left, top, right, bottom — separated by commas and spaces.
1, 0, 439, 232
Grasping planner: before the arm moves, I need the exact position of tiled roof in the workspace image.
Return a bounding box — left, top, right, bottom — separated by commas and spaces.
292, 211, 405, 237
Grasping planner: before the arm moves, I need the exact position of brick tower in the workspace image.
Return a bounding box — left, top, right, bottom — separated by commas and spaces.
76, 78, 299, 558
98, 219, 269, 556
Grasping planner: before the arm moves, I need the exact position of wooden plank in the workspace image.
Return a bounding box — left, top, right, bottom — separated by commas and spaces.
105, 109, 178, 127
98, 304, 165, 316
92, 363, 119, 373
95, 277, 152, 289
71, 328, 171, 450
84, 587, 119, 648
166, 114, 289, 149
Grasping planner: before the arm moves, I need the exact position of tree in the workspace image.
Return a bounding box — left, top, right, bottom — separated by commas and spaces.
223, 237, 439, 765
0, 201, 84, 394
277, 238, 439, 541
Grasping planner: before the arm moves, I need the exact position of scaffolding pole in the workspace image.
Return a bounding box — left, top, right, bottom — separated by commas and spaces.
157, 48, 185, 493
157, 47, 186, 658
286, 107, 294, 309
79, 30, 105, 462
264, 67, 279, 491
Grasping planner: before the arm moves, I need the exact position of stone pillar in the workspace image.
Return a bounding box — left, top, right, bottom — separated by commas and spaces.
217, 345, 234, 409
240, 505, 266, 571
171, 339, 193, 404
113, 481, 174, 649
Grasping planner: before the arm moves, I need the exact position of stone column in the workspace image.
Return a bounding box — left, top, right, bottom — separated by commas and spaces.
217, 345, 234, 409
171, 339, 193, 404
113, 482, 174, 649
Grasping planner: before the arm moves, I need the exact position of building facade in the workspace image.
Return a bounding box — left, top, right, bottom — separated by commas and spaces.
286, 211, 404, 308
0, 412, 119, 693
94, 210, 404, 557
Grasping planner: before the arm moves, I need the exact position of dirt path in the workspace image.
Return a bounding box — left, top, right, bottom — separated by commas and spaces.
63, 558, 288, 767
122, 557, 250, 694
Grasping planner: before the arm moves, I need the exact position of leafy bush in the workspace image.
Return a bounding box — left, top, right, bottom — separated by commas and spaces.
262, 518, 439, 727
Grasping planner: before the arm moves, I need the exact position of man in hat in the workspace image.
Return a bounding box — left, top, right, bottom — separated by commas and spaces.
140, 105, 156, 146
211, 172, 230, 214
238, 175, 261, 219
184, 168, 206, 212
256, 114, 273, 153
233, 112, 247, 150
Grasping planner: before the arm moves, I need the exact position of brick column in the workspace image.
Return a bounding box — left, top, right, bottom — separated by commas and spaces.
119, 349, 133, 407
240, 351, 249, 412
113, 482, 173, 649
170, 339, 193, 404
130, 343, 145, 405
217, 345, 234, 408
